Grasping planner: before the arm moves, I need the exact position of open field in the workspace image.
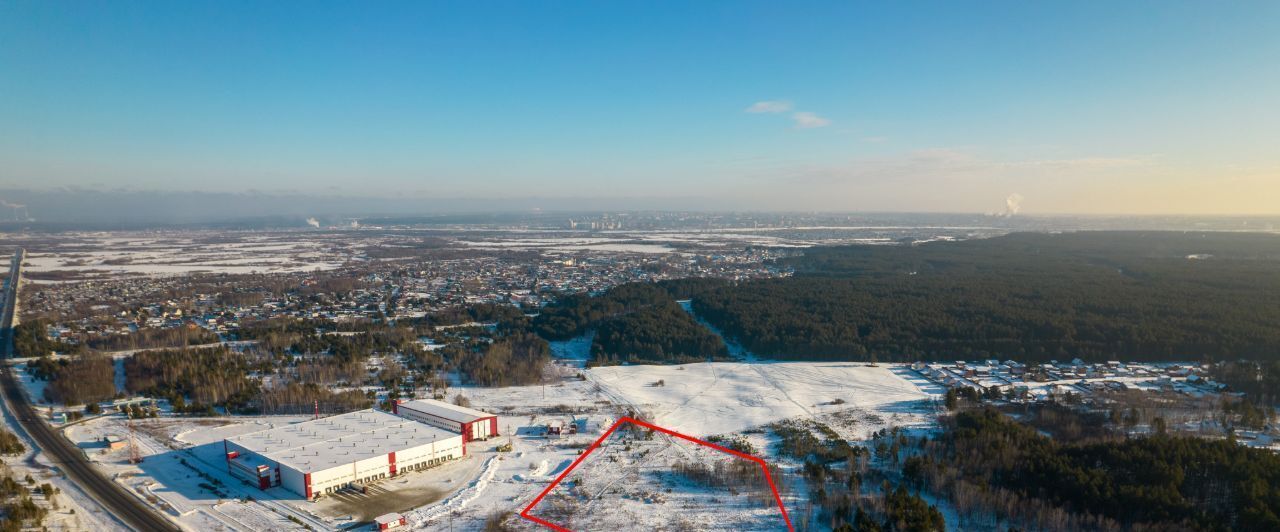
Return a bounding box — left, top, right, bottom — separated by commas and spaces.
448, 361, 939, 531
587, 362, 936, 438
524, 423, 790, 531
6, 288, 942, 532
1, 223, 995, 282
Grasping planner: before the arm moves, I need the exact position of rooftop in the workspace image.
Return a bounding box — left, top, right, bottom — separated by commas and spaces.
227, 409, 460, 473
397, 399, 495, 423
375, 513, 404, 525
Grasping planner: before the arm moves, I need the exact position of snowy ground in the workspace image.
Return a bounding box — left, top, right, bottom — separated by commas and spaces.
586, 362, 936, 439
8, 359, 941, 531
548, 333, 594, 367
8, 224, 998, 282
0, 394, 128, 531
65, 415, 332, 531
19, 233, 346, 280
524, 427, 790, 531
448, 361, 939, 531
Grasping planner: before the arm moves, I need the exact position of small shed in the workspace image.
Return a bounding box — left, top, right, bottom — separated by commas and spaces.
374, 512, 406, 530
104, 435, 127, 451
545, 420, 565, 436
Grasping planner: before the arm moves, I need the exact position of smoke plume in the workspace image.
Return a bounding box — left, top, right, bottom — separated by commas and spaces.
1004, 193, 1024, 217
305, 217, 320, 228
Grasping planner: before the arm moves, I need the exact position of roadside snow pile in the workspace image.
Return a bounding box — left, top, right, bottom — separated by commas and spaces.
408, 455, 501, 526
513, 459, 549, 482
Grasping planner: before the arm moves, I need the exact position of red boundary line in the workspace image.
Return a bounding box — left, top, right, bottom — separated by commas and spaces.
519, 416, 795, 532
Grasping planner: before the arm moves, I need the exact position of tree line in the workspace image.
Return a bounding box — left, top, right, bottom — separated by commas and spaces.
1213, 360, 1280, 406
257, 383, 372, 415
903, 408, 1280, 530
85, 326, 219, 351
762, 419, 945, 532
450, 333, 551, 387
690, 232, 1280, 362
124, 347, 259, 413
29, 354, 115, 405
589, 301, 728, 365
532, 282, 728, 365
12, 320, 80, 357
0, 469, 50, 532
521, 231, 1280, 366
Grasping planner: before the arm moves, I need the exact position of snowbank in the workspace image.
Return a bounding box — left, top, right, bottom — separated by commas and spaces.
407, 455, 501, 526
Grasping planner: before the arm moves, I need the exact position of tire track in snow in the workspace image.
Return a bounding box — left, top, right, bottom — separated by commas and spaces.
750, 364, 813, 417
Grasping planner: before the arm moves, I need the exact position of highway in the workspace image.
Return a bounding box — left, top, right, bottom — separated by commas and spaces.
0, 249, 179, 532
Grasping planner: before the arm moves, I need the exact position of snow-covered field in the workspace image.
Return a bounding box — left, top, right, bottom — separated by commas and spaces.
459, 237, 677, 254
21, 235, 345, 280
452, 361, 939, 530
525, 428, 790, 531
586, 362, 936, 438
8, 359, 940, 531
7, 224, 993, 282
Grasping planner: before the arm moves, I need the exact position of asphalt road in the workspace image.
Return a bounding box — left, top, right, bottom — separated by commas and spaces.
0, 249, 179, 532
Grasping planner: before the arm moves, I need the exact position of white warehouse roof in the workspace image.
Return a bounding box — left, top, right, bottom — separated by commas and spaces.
227, 409, 459, 473
397, 399, 495, 424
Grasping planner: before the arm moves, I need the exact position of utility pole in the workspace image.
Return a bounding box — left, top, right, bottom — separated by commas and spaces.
127, 414, 143, 464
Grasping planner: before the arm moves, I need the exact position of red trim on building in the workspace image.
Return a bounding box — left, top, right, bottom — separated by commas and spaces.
389, 451, 397, 477
304, 473, 312, 499
399, 407, 469, 427
395, 404, 495, 435
489, 416, 498, 436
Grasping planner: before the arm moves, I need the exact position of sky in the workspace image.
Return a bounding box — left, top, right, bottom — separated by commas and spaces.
1, 1, 1278, 216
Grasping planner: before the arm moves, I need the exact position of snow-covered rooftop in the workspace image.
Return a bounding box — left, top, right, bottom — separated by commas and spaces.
227, 409, 460, 473
397, 399, 495, 424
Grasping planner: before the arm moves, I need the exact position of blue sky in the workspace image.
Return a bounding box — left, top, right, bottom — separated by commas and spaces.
2, 1, 1278, 213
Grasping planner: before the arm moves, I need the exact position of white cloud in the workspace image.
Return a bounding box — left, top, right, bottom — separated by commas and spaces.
744, 100, 793, 114
745, 100, 832, 129
791, 111, 831, 129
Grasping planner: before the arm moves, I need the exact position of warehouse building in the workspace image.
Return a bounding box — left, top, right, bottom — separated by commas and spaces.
224, 409, 463, 499
393, 399, 498, 442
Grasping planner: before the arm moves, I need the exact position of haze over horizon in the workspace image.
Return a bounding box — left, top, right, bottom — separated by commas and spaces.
3, 1, 1279, 217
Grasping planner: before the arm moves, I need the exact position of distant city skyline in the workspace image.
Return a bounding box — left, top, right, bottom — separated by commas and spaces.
2, 1, 1278, 215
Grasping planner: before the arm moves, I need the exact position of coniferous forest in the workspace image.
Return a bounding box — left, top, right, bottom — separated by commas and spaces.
452, 333, 552, 386
905, 408, 1280, 531
532, 282, 728, 365
532, 232, 1280, 364
689, 232, 1280, 362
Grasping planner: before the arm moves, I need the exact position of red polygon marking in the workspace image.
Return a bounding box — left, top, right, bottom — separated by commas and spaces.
519, 416, 794, 532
